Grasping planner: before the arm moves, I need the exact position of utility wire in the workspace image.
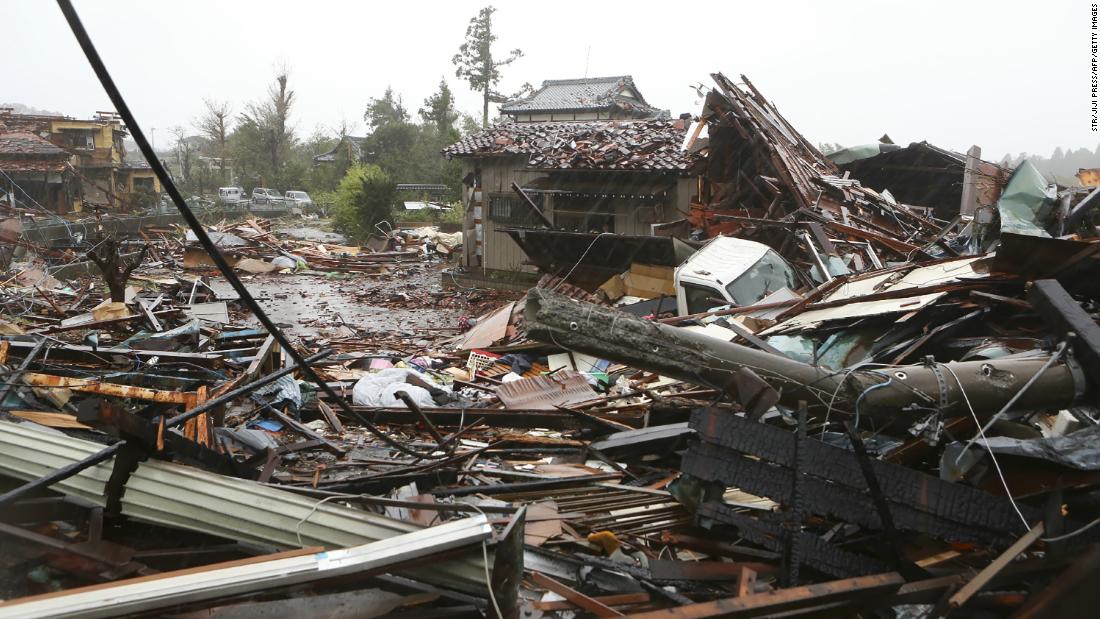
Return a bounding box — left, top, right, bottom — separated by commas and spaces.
940, 363, 1031, 532
55, 0, 441, 460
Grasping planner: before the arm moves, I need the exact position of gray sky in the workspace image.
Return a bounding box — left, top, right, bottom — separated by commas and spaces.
5, 0, 1092, 159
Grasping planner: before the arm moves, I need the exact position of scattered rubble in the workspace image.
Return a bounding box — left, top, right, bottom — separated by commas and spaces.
3, 70, 1100, 619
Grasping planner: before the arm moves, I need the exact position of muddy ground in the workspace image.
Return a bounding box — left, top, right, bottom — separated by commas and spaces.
207, 261, 517, 339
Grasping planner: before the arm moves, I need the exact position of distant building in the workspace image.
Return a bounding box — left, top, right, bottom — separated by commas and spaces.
312, 135, 367, 165
0, 109, 161, 213
501, 76, 667, 122
0, 132, 78, 213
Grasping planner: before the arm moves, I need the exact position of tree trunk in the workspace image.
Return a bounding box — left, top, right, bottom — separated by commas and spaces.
86, 239, 150, 303
482, 87, 490, 128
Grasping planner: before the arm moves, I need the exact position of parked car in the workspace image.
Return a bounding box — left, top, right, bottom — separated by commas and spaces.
217, 186, 246, 205
284, 190, 313, 208
250, 188, 283, 205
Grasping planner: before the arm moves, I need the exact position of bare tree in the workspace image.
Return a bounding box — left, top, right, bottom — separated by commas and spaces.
238, 65, 296, 183
269, 65, 295, 172
196, 99, 232, 184
87, 237, 149, 303
170, 126, 193, 184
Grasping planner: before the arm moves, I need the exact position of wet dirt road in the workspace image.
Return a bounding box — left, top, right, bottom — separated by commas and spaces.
208, 263, 465, 337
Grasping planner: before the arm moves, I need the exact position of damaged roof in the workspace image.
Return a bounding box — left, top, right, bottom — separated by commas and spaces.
442, 118, 699, 172
500, 75, 663, 117
833, 141, 1011, 219
0, 131, 71, 173
0, 132, 69, 157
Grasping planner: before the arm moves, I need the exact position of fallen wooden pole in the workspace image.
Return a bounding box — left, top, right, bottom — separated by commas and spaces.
524, 289, 1085, 423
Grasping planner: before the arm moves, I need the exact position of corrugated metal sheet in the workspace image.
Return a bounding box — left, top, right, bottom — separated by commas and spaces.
1, 516, 493, 619
0, 420, 490, 595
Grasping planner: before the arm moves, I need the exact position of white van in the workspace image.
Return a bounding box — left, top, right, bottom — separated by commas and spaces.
674, 236, 805, 316
218, 187, 245, 205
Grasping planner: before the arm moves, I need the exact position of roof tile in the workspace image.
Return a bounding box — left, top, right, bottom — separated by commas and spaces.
501, 76, 661, 116
442, 119, 698, 172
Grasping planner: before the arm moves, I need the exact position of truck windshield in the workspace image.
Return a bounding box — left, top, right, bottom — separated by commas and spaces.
682, 283, 728, 315
724, 250, 800, 306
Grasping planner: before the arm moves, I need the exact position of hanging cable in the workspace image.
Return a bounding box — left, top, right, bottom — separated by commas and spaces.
852, 375, 892, 431
55, 0, 442, 460
552, 232, 613, 291
1040, 514, 1100, 542
940, 363, 1031, 532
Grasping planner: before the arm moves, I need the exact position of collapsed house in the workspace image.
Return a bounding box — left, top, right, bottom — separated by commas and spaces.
829, 140, 1009, 220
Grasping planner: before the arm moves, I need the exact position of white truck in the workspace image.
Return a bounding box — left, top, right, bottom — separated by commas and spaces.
674, 236, 805, 316
217, 186, 246, 206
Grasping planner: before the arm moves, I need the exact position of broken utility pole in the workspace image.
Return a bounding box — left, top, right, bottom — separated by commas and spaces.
524, 288, 1087, 426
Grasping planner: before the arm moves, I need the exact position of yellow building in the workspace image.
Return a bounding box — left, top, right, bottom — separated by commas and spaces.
0, 109, 160, 212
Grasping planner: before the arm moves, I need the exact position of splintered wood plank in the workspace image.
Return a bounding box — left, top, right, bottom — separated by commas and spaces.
531, 571, 623, 617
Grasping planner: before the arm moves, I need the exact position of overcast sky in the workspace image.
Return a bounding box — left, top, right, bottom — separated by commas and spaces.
4, 0, 1092, 159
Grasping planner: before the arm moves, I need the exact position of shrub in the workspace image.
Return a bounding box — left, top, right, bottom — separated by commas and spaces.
331, 164, 395, 243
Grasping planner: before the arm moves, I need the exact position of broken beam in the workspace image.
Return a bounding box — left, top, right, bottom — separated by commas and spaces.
619, 571, 905, 619
23, 373, 200, 406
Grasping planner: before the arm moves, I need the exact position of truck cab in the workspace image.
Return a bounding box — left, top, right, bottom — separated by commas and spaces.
674, 236, 804, 316
217, 186, 245, 205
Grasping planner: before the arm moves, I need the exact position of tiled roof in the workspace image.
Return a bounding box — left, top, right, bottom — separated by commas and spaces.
0, 159, 68, 173
0, 132, 68, 157
313, 135, 367, 163
501, 76, 660, 116
118, 152, 154, 170
442, 119, 698, 172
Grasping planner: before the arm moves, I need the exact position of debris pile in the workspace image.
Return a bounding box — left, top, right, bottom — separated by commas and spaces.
3, 72, 1100, 619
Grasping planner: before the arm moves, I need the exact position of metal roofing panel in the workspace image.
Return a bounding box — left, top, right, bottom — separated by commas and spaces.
0, 421, 491, 594
821, 257, 986, 303
760, 292, 947, 335
496, 369, 597, 410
